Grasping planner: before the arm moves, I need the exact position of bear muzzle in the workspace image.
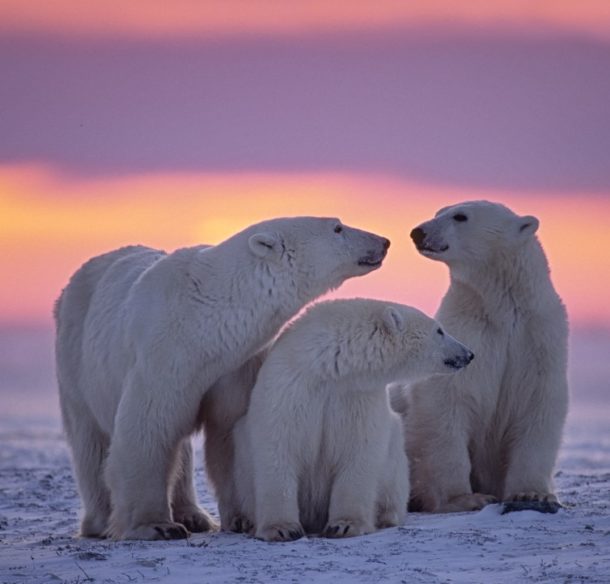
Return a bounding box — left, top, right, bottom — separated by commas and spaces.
444, 350, 475, 370
357, 238, 390, 268
410, 226, 449, 254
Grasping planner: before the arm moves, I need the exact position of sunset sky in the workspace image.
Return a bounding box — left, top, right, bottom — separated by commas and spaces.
2, 1, 609, 329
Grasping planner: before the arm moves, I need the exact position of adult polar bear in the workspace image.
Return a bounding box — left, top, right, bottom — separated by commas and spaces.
55, 217, 390, 540
231, 299, 475, 541
400, 201, 568, 513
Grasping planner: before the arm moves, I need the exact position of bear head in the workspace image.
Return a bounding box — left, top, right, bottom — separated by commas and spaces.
410, 200, 539, 266
245, 217, 390, 299
379, 303, 475, 384
289, 299, 474, 388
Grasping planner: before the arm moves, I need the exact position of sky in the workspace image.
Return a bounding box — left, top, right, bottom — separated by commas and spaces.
2, 1, 610, 328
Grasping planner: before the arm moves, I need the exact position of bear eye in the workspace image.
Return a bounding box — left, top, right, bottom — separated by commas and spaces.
334, 224, 343, 234
453, 213, 468, 222
437, 328, 444, 336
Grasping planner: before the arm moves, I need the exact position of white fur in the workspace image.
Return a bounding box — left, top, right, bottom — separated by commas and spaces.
54, 217, 389, 540
199, 350, 267, 531
400, 201, 568, 513
231, 299, 474, 541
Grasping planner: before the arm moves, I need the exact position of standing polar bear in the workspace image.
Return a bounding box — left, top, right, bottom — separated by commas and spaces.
398, 200, 568, 513
55, 217, 390, 540
231, 299, 475, 541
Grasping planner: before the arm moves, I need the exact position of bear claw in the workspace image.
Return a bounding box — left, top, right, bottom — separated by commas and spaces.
228, 515, 254, 534
173, 507, 217, 533
256, 522, 305, 542
502, 492, 562, 514
153, 523, 190, 540
322, 519, 369, 538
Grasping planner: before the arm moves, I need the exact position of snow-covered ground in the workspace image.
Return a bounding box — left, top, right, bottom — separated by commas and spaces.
1, 328, 609, 583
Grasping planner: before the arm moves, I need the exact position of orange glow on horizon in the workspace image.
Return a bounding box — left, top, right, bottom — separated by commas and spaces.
1, 1, 609, 39
2, 165, 609, 329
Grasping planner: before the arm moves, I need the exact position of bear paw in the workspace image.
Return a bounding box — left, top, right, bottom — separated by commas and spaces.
509, 491, 557, 503
443, 492, 497, 512
173, 506, 217, 533
228, 515, 254, 534
376, 511, 402, 529
256, 522, 305, 542
502, 492, 562, 514
80, 514, 109, 539
121, 521, 190, 540
323, 519, 372, 538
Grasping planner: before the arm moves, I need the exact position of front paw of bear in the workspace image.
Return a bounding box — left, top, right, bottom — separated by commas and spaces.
323, 519, 371, 538
376, 510, 402, 529
256, 522, 305, 542
502, 492, 562, 514
173, 506, 218, 533
120, 521, 190, 540
228, 515, 254, 535
80, 513, 109, 538
445, 492, 497, 512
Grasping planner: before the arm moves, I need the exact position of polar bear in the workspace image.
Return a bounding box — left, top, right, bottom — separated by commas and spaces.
230, 299, 475, 541
398, 200, 568, 513
54, 217, 390, 540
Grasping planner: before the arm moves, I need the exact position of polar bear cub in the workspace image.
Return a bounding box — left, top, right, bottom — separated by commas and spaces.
401, 200, 568, 513
55, 217, 390, 540
232, 299, 474, 541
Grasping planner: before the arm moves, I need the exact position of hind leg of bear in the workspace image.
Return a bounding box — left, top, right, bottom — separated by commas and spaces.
61, 399, 112, 538
171, 439, 217, 533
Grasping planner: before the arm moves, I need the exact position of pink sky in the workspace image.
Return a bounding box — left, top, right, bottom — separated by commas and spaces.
2, 167, 609, 329
1, 3, 609, 328
2, 1, 610, 38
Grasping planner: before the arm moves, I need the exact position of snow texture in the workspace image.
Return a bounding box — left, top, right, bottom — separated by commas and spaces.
0, 329, 609, 583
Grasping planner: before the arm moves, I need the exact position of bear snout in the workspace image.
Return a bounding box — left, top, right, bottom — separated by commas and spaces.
410, 226, 449, 254
444, 350, 474, 370
410, 227, 426, 247
358, 237, 390, 267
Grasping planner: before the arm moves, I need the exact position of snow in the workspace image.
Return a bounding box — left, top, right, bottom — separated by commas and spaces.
1, 329, 609, 583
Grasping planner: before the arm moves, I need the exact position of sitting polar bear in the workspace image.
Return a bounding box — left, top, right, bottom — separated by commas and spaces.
230, 299, 474, 541
397, 200, 568, 513
54, 217, 390, 540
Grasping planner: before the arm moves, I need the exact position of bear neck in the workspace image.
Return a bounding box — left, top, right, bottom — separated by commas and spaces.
446, 237, 559, 320
300, 323, 401, 389
187, 243, 311, 361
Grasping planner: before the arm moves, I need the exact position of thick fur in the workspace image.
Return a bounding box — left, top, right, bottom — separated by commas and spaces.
231, 299, 474, 541
54, 217, 389, 540
400, 201, 568, 513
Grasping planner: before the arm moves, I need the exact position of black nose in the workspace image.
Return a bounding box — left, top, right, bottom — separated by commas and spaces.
410, 227, 426, 246
467, 351, 475, 363
382, 238, 391, 250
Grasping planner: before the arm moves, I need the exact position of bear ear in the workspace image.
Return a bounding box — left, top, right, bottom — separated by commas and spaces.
382, 306, 406, 333
516, 215, 540, 239
248, 232, 280, 258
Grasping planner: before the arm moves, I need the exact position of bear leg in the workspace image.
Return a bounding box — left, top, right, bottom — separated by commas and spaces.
103, 386, 194, 540
501, 391, 566, 510
325, 448, 378, 537
171, 439, 217, 533
60, 398, 112, 538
